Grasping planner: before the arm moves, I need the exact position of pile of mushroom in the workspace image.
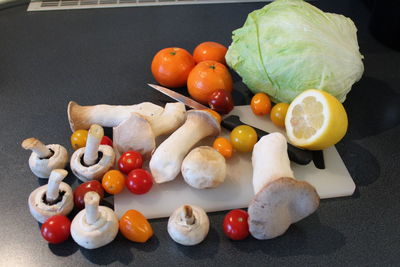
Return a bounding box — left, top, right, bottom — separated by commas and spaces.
22, 137, 69, 179
150, 110, 220, 184
68, 101, 186, 158
248, 132, 320, 239
181, 146, 226, 189
70, 124, 115, 182
28, 169, 73, 223
71, 191, 119, 249
168, 204, 209, 246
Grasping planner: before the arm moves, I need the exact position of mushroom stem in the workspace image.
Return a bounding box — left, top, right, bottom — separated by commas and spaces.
22, 138, 52, 158
84, 191, 100, 225
46, 169, 68, 203
251, 132, 294, 194
182, 205, 195, 225
83, 124, 104, 166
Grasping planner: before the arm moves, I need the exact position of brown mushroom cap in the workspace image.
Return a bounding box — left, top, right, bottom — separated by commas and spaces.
248, 177, 320, 240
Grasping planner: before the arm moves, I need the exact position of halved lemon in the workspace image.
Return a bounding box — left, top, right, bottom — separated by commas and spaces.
285, 89, 348, 150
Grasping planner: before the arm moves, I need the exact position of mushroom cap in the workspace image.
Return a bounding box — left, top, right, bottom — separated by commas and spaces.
167, 205, 210, 246
70, 145, 115, 182
71, 206, 119, 249
113, 112, 155, 159
186, 110, 221, 137
28, 182, 73, 223
181, 146, 226, 189
28, 144, 69, 179
248, 177, 320, 240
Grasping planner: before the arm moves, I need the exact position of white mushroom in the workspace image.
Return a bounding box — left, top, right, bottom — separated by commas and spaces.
248, 132, 320, 240
167, 205, 209, 246
28, 169, 73, 223
70, 124, 115, 182
181, 146, 226, 189
71, 191, 119, 249
22, 138, 69, 179
150, 110, 220, 184
113, 102, 186, 158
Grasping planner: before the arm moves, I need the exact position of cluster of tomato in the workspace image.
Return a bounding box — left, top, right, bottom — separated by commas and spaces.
151, 42, 234, 114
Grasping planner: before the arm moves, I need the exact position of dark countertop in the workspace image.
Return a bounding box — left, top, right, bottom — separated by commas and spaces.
1, 0, 399, 266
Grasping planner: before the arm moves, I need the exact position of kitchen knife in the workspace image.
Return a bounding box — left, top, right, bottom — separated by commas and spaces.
148, 83, 322, 167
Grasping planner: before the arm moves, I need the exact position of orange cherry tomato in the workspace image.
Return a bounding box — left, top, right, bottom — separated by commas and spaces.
270, 103, 289, 128
213, 137, 233, 159
102, 170, 125, 195
202, 109, 222, 124
230, 125, 258, 153
70, 129, 88, 150
251, 93, 272, 116
187, 60, 233, 104
193, 41, 228, 65
151, 47, 195, 88
119, 210, 153, 243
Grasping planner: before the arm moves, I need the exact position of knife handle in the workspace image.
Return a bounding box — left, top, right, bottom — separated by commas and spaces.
221, 115, 313, 165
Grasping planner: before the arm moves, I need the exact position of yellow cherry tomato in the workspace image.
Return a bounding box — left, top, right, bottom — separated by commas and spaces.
102, 170, 125, 195
230, 125, 258, 153
270, 103, 289, 128
119, 210, 153, 243
202, 108, 222, 124
213, 137, 233, 159
70, 129, 88, 150
251, 93, 272, 116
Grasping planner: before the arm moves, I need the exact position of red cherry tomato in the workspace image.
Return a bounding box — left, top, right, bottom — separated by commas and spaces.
41, 215, 71, 244
74, 180, 105, 210
223, 209, 250, 240
100, 136, 113, 147
126, 169, 153, 195
208, 89, 234, 114
118, 151, 143, 174
251, 93, 272, 116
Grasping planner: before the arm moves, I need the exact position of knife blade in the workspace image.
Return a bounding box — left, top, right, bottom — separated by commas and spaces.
148, 83, 324, 168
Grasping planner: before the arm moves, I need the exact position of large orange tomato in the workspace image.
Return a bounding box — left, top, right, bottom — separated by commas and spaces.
187, 60, 233, 104
151, 47, 195, 88
193, 41, 228, 65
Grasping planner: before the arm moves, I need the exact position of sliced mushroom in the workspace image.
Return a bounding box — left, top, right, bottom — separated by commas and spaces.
113, 102, 186, 158
71, 191, 119, 249
181, 146, 226, 189
28, 169, 73, 223
150, 110, 220, 184
70, 124, 115, 182
167, 205, 209, 246
22, 138, 69, 179
248, 132, 320, 239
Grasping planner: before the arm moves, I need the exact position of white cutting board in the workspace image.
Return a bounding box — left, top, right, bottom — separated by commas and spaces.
114, 105, 355, 219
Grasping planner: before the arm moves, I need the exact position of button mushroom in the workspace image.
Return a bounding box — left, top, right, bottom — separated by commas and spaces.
28, 169, 73, 223
167, 205, 209, 246
150, 110, 221, 184
70, 124, 115, 182
113, 102, 186, 158
248, 132, 320, 240
22, 138, 69, 179
71, 191, 119, 249
181, 146, 226, 189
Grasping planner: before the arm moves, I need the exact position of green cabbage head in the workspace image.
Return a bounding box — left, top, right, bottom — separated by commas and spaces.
225, 0, 364, 103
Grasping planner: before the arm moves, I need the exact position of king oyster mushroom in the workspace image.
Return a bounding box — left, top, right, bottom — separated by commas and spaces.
248, 132, 320, 239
